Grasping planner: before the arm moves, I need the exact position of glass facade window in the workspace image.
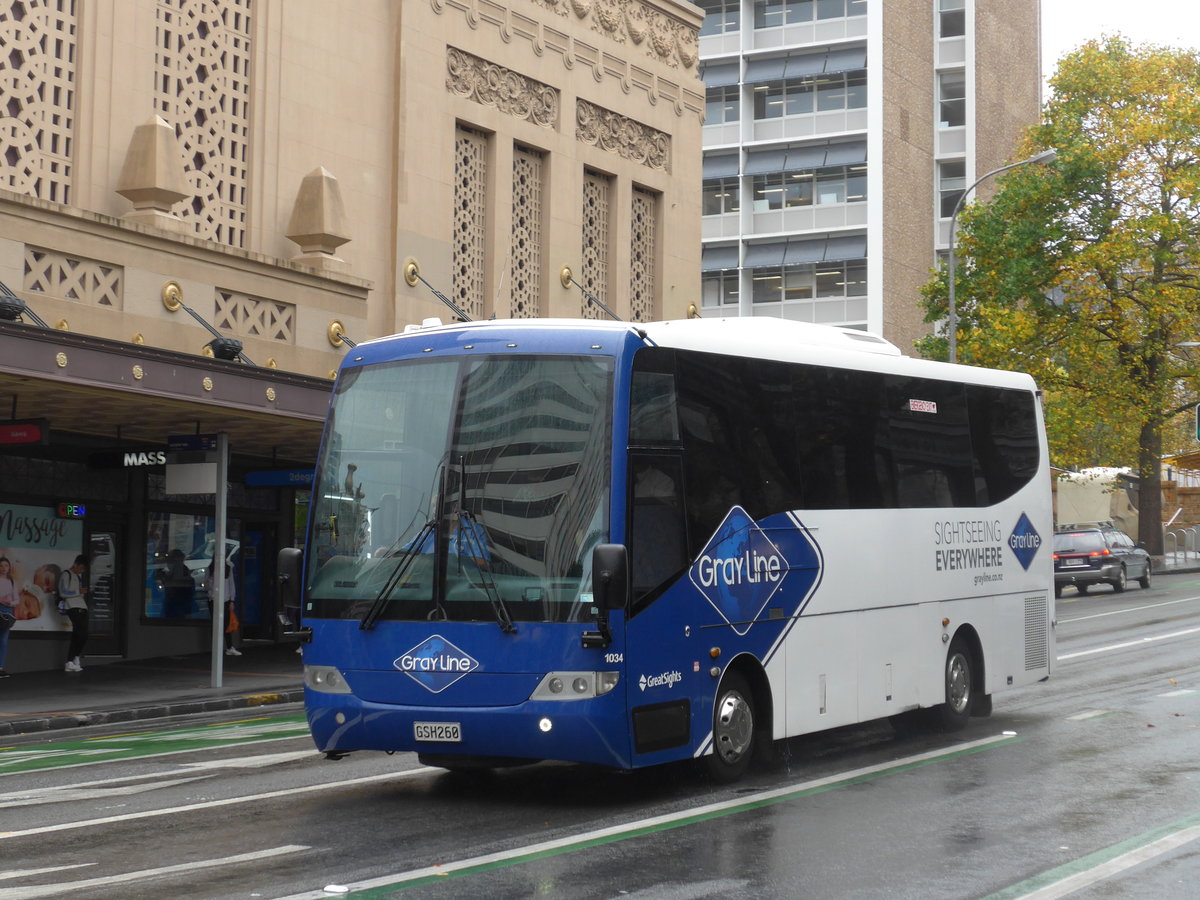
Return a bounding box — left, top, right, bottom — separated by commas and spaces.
754, 0, 815, 27
706, 85, 741, 123
753, 71, 866, 120
938, 70, 966, 127
939, 0, 965, 38
752, 259, 867, 304
703, 177, 741, 215
702, 269, 740, 307
145, 512, 239, 621
752, 164, 866, 210
938, 159, 966, 218
698, 0, 741, 36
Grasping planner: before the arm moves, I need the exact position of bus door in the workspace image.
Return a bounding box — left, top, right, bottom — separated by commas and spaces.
624, 453, 697, 763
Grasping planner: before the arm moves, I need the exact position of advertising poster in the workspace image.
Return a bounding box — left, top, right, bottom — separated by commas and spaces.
0, 502, 84, 634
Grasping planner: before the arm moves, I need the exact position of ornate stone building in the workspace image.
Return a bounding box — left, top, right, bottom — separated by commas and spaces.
0, 0, 703, 672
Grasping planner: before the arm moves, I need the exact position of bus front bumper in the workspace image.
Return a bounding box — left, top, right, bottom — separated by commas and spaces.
305, 688, 631, 770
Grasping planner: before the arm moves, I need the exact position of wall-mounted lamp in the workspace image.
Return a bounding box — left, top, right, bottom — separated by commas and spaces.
162, 281, 255, 366
559, 266, 622, 321
0, 281, 50, 328
687, 303, 701, 319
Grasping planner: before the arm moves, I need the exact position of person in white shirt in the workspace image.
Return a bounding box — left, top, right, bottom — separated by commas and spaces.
59, 555, 88, 672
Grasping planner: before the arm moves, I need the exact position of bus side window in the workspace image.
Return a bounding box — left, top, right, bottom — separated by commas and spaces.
629, 456, 688, 597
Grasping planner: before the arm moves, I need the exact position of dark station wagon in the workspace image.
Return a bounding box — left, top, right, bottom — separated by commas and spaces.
1052, 527, 1151, 598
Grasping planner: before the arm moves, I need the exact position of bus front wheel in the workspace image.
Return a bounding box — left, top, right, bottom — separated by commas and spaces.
707, 671, 755, 782
938, 639, 973, 732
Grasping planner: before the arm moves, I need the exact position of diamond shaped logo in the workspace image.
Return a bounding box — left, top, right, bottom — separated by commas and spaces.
1008, 512, 1043, 571
688, 506, 819, 636
394, 634, 479, 693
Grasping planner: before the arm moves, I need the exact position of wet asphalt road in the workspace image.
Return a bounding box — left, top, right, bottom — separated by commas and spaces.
3, 572, 1199, 899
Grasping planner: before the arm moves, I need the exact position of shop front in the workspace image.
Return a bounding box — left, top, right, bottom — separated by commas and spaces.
0, 322, 330, 674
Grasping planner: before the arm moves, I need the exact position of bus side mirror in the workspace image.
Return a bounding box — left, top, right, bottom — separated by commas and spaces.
277, 547, 310, 642
592, 543, 628, 611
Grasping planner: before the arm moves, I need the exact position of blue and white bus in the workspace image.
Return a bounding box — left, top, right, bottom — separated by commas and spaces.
281, 317, 1053, 780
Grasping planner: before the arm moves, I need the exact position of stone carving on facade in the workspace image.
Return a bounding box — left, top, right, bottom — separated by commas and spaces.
576, 99, 669, 171
447, 47, 561, 128
433, 0, 704, 121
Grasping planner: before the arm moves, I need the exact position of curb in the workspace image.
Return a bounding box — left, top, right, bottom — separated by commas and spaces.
0, 688, 305, 737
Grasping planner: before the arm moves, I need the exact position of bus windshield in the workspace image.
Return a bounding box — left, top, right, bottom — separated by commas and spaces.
305, 353, 613, 624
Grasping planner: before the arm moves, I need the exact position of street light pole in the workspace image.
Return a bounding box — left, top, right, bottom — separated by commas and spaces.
947, 148, 1058, 364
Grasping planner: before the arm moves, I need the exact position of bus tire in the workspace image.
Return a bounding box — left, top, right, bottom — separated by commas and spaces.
707, 671, 755, 782
938, 639, 973, 732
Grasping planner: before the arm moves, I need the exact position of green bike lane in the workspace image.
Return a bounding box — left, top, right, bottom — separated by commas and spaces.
0, 712, 311, 776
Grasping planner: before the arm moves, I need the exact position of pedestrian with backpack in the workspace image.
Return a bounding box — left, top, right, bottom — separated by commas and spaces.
59, 555, 88, 672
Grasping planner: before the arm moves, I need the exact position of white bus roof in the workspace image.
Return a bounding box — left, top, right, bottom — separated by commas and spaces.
385, 317, 1036, 390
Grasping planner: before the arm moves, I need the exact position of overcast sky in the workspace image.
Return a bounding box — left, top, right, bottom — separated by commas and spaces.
1041, 0, 1200, 91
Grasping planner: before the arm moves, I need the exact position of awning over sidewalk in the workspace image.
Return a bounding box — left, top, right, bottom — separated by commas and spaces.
0, 321, 332, 464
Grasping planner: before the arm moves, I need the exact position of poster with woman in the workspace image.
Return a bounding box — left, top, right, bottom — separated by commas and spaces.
0, 503, 85, 633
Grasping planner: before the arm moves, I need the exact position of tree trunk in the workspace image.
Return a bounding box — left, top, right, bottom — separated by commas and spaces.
1137, 419, 1163, 555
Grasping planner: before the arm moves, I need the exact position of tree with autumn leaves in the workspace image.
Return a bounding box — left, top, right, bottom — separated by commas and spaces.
919, 38, 1200, 553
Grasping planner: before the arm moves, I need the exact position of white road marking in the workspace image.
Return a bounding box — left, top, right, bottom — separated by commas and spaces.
1059, 596, 1200, 624
0, 776, 212, 808
1065, 710, 1110, 721
1057, 626, 1200, 661
1010, 824, 1200, 899
0, 865, 94, 883
1159, 689, 1196, 698
177, 749, 317, 769
1, 845, 309, 899
0, 767, 439, 840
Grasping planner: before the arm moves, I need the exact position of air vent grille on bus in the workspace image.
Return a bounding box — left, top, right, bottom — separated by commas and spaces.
1024, 595, 1049, 670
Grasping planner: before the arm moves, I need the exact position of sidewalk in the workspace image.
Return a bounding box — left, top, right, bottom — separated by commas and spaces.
0, 641, 305, 737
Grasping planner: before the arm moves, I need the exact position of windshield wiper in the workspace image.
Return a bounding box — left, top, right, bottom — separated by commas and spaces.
456, 508, 514, 634
360, 466, 447, 630
453, 456, 514, 634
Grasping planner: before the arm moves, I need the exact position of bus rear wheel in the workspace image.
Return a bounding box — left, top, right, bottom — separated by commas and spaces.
938, 639, 973, 732
707, 671, 755, 782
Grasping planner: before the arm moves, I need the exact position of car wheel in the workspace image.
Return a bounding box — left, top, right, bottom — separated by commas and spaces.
1054, 583, 1063, 599
1076, 583, 1089, 595
1110, 566, 1126, 593
1138, 561, 1151, 590
707, 671, 755, 782
937, 639, 973, 732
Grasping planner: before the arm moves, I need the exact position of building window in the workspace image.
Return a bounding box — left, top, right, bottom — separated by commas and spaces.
938, 159, 966, 218
511, 145, 544, 318
703, 177, 741, 215
145, 512, 239, 621
751, 259, 867, 304
752, 164, 866, 210
706, 86, 741, 124
753, 71, 866, 120
938, 70, 966, 128
698, 0, 741, 36
581, 169, 611, 319
702, 269, 739, 308
453, 126, 489, 320
754, 0, 813, 28
939, 0, 965, 38
630, 187, 658, 323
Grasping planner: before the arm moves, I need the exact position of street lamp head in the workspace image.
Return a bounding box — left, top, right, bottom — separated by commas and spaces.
1028, 148, 1058, 165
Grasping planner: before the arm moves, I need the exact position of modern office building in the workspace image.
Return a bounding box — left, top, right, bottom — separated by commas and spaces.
695, 0, 1040, 350
0, 0, 703, 672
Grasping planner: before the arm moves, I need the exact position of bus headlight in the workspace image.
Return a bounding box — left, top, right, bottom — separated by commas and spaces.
304, 665, 353, 694
530, 671, 619, 700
